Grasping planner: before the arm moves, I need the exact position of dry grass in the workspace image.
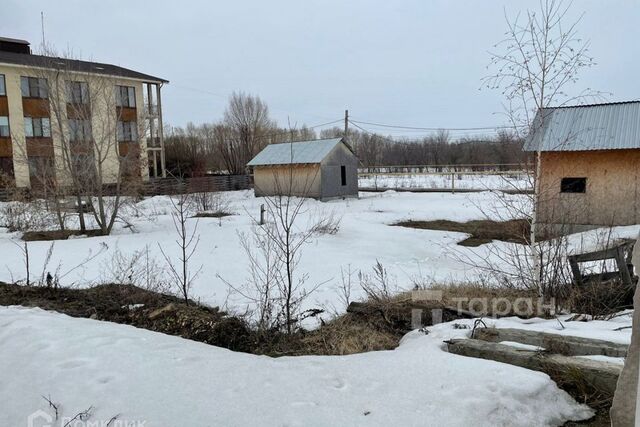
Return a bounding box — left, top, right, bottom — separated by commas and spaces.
426, 282, 548, 318
22, 229, 104, 241
300, 314, 401, 355
560, 279, 635, 318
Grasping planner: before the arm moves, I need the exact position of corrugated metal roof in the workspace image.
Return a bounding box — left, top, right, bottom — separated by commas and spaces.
524, 101, 640, 152
247, 138, 348, 166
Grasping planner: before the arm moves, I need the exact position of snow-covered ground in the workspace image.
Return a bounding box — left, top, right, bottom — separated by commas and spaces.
2, 305, 630, 427
358, 173, 532, 191
1, 190, 638, 319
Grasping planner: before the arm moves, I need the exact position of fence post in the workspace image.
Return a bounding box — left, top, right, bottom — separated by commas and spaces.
451, 172, 455, 194
259, 204, 265, 225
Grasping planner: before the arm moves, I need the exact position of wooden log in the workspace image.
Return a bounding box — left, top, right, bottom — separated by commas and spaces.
474, 328, 628, 357
446, 338, 622, 396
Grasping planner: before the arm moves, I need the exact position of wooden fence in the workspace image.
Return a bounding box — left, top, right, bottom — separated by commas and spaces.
0, 175, 253, 201
141, 175, 252, 196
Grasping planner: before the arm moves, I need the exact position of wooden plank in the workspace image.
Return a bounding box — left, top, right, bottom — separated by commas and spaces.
615, 246, 634, 287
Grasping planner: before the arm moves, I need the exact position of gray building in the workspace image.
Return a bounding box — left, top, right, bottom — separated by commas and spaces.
247, 137, 359, 200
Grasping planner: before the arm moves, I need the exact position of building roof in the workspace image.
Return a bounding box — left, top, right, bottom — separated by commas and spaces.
247, 138, 352, 166
524, 101, 640, 152
0, 50, 168, 83
0, 37, 29, 45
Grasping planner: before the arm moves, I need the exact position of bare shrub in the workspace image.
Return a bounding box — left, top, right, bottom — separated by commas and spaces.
100, 245, 170, 293
336, 265, 355, 311
0, 199, 58, 232
309, 209, 342, 236
359, 260, 396, 302
224, 227, 283, 332
193, 191, 233, 228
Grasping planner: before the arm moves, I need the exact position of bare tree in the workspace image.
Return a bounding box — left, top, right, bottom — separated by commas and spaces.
259, 165, 322, 333
14, 45, 148, 235
216, 92, 275, 175
482, 0, 598, 293
159, 189, 202, 305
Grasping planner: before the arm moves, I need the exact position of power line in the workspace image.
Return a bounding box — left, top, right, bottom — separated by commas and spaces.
347, 120, 504, 144
244, 119, 345, 142
350, 118, 523, 132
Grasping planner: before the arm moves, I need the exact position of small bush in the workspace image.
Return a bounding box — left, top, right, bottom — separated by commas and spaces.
0, 200, 57, 232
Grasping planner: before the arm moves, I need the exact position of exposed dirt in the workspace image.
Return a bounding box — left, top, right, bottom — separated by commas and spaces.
0, 283, 253, 352
22, 229, 105, 241
193, 212, 233, 218
0, 283, 415, 356
394, 218, 530, 246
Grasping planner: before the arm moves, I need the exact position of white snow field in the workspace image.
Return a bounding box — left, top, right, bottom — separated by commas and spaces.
0, 305, 624, 427
358, 173, 532, 191
1, 190, 639, 319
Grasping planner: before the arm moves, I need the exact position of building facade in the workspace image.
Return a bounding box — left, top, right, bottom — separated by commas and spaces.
525, 101, 640, 236
0, 37, 168, 190
247, 137, 359, 200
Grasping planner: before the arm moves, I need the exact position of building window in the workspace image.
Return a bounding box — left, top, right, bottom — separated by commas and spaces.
67, 81, 89, 105
20, 76, 48, 98
0, 157, 13, 180
560, 177, 586, 193
117, 121, 137, 142
0, 116, 9, 137
68, 119, 92, 142
24, 117, 51, 138
115, 85, 136, 108
0, 74, 5, 96
28, 156, 55, 185
340, 165, 346, 186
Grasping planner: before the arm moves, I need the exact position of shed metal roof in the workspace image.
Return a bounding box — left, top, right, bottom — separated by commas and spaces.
524, 101, 640, 152
247, 138, 349, 166
0, 50, 168, 83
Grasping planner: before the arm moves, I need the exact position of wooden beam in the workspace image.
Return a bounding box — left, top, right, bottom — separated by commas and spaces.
474, 328, 628, 357
447, 338, 622, 396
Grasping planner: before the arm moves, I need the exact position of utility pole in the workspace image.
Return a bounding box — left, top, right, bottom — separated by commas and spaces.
344, 109, 349, 138
40, 12, 46, 48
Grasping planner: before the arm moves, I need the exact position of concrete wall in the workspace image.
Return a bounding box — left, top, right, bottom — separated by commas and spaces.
0, 62, 150, 188
320, 142, 359, 200
253, 164, 322, 198
537, 149, 640, 233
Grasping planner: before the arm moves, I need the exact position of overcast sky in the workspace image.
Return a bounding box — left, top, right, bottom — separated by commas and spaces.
4, 0, 639, 139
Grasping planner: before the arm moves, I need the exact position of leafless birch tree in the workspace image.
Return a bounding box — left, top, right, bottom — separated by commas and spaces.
482, 0, 599, 294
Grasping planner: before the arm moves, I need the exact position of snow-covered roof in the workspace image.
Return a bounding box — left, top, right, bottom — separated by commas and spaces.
247, 138, 351, 166
524, 101, 640, 152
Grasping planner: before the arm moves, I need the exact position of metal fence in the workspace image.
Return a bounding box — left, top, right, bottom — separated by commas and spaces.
358, 164, 532, 193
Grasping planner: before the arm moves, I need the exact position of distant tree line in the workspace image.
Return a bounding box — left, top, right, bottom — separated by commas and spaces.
163, 92, 529, 177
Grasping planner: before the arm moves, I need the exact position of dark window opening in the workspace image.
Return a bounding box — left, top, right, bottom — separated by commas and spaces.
340, 165, 346, 186
561, 177, 586, 193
